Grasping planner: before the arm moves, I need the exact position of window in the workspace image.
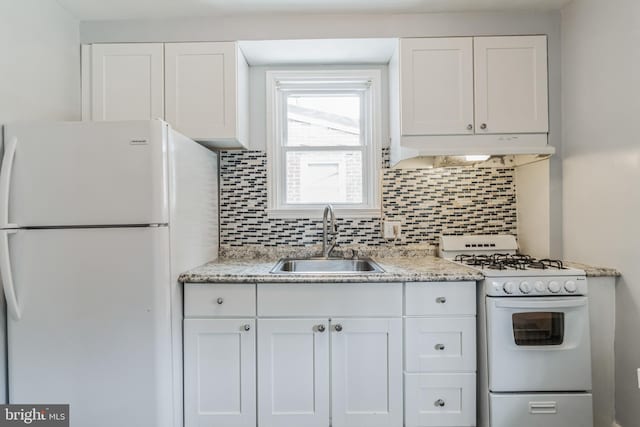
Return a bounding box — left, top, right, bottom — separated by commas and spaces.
266, 70, 382, 217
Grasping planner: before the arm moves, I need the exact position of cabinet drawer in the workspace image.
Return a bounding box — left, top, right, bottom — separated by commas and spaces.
185, 283, 255, 317
405, 317, 476, 372
405, 282, 476, 316
405, 373, 476, 427
258, 283, 402, 317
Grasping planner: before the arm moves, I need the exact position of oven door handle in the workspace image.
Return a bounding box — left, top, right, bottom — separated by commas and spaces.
494, 298, 587, 310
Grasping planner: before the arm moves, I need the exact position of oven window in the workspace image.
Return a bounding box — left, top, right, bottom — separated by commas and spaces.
512, 312, 565, 346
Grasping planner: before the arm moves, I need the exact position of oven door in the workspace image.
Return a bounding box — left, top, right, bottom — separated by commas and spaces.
486, 297, 592, 392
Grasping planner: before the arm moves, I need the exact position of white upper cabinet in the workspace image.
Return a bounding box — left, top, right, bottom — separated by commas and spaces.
398, 35, 548, 137
400, 37, 474, 135
89, 43, 164, 121
474, 36, 549, 134
82, 42, 249, 149
165, 42, 249, 148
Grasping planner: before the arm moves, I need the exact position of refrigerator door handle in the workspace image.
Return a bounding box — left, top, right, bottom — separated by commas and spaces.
0, 229, 20, 320
0, 136, 18, 228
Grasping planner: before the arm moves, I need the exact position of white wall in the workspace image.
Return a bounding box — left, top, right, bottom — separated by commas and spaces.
0, 0, 80, 123
516, 160, 551, 258
561, 0, 640, 426
80, 11, 564, 256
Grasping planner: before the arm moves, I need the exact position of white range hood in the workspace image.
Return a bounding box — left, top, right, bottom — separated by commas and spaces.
390, 134, 555, 168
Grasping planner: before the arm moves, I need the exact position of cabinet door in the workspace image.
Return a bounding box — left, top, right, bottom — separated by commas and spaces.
331, 318, 403, 427
165, 42, 238, 141
91, 43, 164, 121
258, 319, 329, 427
400, 38, 474, 135
474, 35, 549, 133
184, 319, 255, 427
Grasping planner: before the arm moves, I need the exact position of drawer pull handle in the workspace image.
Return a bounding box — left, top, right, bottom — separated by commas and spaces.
529, 401, 557, 414
216, 297, 224, 305
334, 324, 343, 332
435, 344, 446, 351
243, 324, 251, 331
434, 399, 446, 408
317, 325, 326, 333
436, 297, 447, 304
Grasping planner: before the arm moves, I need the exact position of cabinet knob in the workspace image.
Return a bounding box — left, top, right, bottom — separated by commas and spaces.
243, 324, 251, 331
480, 123, 487, 130
216, 297, 224, 305
334, 324, 343, 332
435, 344, 446, 351
435, 297, 447, 304
434, 399, 446, 408
467, 124, 473, 130
317, 325, 326, 333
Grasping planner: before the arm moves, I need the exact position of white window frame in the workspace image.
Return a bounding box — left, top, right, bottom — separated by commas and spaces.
266, 69, 382, 218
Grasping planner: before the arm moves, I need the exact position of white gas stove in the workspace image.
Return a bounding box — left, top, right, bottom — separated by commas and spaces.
439, 235, 587, 296
440, 235, 593, 427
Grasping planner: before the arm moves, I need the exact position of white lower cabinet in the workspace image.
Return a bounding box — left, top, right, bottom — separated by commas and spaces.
183, 318, 256, 427
257, 318, 330, 427
184, 281, 475, 427
404, 281, 477, 427
405, 373, 476, 427
331, 318, 403, 427
257, 317, 403, 427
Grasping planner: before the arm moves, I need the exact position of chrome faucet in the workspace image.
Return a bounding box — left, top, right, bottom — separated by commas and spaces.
321, 204, 338, 258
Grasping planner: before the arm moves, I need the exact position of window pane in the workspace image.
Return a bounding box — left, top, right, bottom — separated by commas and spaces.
285, 151, 363, 204
286, 95, 361, 147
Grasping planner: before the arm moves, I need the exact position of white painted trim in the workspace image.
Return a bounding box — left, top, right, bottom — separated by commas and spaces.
266, 208, 381, 219
81, 44, 92, 121
265, 69, 382, 216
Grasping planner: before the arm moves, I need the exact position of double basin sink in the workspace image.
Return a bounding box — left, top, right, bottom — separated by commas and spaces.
270, 257, 385, 274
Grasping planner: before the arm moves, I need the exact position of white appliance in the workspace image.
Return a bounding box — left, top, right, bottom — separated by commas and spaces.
440, 235, 593, 427
0, 120, 219, 427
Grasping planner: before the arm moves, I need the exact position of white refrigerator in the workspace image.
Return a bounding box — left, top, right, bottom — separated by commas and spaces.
0, 120, 219, 427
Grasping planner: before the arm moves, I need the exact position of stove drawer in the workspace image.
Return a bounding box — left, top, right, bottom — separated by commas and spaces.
490, 393, 593, 427
405, 317, 476, 372
405, 282, 476, 316
405, 373, 476, 427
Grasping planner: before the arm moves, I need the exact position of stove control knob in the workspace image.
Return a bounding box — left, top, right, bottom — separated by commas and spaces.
548, 281, 561, 293
503, 281, 516, 294
564, 280, 578, 293
534, 281, 546, 292
491, 281, 502, 293
519, 281, 532, 294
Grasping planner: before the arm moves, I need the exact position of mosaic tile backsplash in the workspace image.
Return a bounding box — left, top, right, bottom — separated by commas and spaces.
220, 150, 516, 248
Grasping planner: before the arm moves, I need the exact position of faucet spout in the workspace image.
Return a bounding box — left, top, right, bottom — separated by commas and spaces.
321, 204, 338, 258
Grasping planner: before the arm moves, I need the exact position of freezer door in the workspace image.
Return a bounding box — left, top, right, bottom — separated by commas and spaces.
5, 227, 174, 427
2, 121, 168, 227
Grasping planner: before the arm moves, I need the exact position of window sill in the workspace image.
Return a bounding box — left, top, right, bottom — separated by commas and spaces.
266, 208, 381, 219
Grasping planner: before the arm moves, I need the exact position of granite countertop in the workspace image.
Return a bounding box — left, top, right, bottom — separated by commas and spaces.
563, 261, 621, 277
179, 255, 484, 284
178, 245, 620, 283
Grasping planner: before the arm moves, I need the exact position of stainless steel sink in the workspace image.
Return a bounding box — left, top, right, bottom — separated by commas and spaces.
270, 258, 385, 274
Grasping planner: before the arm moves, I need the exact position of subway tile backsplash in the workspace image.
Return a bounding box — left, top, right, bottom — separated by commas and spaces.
220, 150, 516, 248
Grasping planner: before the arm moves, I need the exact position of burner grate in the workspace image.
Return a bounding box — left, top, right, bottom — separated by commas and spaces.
455, 254, 565, 271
